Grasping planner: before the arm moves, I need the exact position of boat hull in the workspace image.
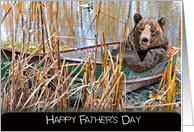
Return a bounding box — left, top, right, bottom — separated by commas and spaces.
1, 42, 178, 92
59, 42, 178, 92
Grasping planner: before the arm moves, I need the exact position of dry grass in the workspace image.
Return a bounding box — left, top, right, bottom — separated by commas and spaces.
1, 1, 126, 112
1, 45, 126, 112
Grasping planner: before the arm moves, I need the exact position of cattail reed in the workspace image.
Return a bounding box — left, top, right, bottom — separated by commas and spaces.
39, 1, 46, 55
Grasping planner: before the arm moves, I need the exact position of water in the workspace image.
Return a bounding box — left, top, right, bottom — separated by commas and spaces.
1, 1, 182, 49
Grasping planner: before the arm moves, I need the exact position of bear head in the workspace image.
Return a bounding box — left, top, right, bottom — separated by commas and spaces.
130, 13, 168, 51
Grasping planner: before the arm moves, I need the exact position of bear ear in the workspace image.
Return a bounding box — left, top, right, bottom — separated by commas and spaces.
158, 17, 166, 30
134, 13, 142, 24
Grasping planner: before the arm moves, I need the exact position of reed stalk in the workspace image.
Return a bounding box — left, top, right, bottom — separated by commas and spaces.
125, 102, 181, 109
39, 1, 46, 55
54, 36, 96, 40
10, 1, 15, 111
56, 1, 61, 70
99, 50, 109, 98
100, 72, 124, 110
165, 56, 173, 107
83, 57, 90, 105
1, 48, 10, 62
145, 84, 167, 110
115, 75, 126, 110
1, 1, 17, 24
22, 28, 25, 53
93, 1, 102, 82
157, 68, 167, 93
96, 65, 119, 109
43, 2, 54, 63
99, 11, 125, 24
34, 11, 56, 42
168, 20, 181, 111
80, 15, 97, 49
101, 32, 104, 75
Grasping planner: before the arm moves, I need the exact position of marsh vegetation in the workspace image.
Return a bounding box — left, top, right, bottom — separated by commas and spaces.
1, 1, 181, 113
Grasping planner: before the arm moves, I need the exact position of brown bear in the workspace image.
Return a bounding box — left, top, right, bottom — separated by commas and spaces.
111, 13, 170, 72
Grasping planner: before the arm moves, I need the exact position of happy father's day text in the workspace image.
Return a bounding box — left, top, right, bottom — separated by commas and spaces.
46, 115, 141, 125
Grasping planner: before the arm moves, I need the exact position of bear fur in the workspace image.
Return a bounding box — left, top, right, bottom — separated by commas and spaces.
111, 13, 170, 72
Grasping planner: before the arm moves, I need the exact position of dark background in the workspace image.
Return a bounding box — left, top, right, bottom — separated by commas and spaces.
1, 112, 181, 131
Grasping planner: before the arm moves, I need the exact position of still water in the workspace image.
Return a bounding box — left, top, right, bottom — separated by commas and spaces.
1, 1, 181, 48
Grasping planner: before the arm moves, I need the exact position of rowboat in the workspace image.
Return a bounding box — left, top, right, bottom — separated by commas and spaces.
1, 41, 178, 92
59, 41, 178, 92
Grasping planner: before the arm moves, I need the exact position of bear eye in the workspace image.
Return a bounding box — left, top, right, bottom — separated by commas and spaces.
139, 27, 144, 33
151, 29, 156, 34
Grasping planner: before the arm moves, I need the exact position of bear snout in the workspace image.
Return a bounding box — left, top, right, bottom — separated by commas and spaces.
140, 36, 150, 50
142, 37, 149, 44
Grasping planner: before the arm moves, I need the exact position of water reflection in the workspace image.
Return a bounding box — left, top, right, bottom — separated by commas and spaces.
1, 1, 181, 48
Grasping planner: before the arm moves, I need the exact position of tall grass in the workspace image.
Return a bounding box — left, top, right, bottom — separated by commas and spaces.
1, 1, 126, 112
1, 44, 126, 112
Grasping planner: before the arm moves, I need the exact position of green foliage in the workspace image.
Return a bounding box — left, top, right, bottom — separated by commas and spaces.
1, 39, 12, 47
1, 39, 74, 53
1, 39, 22, 49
